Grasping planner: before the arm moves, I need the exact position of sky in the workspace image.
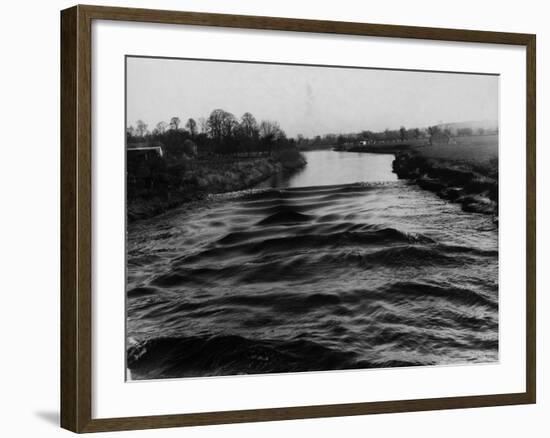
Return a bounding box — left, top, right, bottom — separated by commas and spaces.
126, 56, 498, 138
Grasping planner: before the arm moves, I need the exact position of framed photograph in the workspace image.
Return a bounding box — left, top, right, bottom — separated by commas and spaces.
60, 5, 536, 433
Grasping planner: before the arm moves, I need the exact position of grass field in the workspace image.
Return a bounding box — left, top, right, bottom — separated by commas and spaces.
392, 134, 499, 216
413, 134, 498, 165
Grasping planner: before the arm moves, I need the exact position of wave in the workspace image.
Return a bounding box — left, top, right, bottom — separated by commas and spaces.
127, 334, 424, 380
149, 237, 494, 289
127, 181, 499, 378
320, 243, 497, 268
381, 281, 498, 310
258, 210, 313, 225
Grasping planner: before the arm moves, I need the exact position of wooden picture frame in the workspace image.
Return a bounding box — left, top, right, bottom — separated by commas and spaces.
61, 4, 536, 433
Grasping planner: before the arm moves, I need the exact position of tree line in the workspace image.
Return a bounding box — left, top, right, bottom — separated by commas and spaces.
128, 111, 498, 156
295, 124, 498, 149
127, 109, 295, 159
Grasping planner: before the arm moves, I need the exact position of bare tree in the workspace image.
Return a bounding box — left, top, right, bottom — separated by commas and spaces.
185, 118, 198, 137
198, 117, 208, 134
259, 120, 284, 140
260, 120, 286, 154
136, 120, 148, 137
169, 116, 181, 131
240, 112, 259, 139
207, 109, 237, 141
155, 121, 167, 134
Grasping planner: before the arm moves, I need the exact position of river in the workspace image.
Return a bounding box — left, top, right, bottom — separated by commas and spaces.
257, 150, 397, 188
126, 150, 498, 380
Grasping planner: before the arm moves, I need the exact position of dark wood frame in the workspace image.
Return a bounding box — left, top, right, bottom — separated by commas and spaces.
61, 4, 536, 433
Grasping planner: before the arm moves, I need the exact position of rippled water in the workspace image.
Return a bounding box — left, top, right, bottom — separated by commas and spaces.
126, 151, 498, 380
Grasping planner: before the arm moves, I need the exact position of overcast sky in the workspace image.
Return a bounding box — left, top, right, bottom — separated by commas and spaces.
126, 56, 498, 138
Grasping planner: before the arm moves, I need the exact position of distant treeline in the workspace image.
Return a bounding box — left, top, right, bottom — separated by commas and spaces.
128, 112, 499, 157
127, 109, 296, 159
295, 124, 499, 149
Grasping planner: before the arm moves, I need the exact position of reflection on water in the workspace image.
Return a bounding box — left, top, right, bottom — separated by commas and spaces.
126, 151, 498, 380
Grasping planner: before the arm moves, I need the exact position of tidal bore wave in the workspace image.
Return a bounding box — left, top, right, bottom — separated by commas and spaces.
126, 181, 498, 380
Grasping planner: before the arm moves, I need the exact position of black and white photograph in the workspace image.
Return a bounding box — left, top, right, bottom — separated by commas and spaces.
1, 0, 544, 434
125, 56, 499, 381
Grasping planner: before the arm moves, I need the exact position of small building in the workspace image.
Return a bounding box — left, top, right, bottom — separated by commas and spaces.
127, 144, 164, 181
126, 144, 165, 189
127, 141, 164, 164
127, 146, 164, 160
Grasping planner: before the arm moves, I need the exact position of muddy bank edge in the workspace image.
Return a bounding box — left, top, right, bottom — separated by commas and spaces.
392, 152, 498, 220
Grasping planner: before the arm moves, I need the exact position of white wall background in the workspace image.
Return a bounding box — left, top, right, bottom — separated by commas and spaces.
0, 0, 546, 436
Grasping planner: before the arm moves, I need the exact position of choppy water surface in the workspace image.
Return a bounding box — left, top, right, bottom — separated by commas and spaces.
126, 151, 498, 380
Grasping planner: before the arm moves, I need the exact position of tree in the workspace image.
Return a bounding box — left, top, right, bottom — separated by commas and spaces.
135, 120, 148, 137
169, 116, 181, 130
457, 127, 473, 137
239, 112, 259, 139
155, 121, 167, 134
412, 128, 421, 139
361, 131, 375, 142
260, 120, 286, 154
399, 126, 407, 141
233, 113, 260, 156
185, 118, 198, 137
198, 117, 208, 134
207, 109, 237, 142
383, 129, 399, 141
427, 125, 441, 145
259, 120, 284, 140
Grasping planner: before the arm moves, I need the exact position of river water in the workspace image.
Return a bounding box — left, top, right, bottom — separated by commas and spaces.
126, 150, 498, 380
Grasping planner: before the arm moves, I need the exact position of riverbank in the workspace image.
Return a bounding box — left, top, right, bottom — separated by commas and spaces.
127, 150, 306, 222
392, 146, 498, 217
333, 142, 424, 154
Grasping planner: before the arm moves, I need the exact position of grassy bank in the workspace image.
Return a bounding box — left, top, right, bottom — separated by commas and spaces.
127, 149, 306, 222
392, 136, 498, 218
